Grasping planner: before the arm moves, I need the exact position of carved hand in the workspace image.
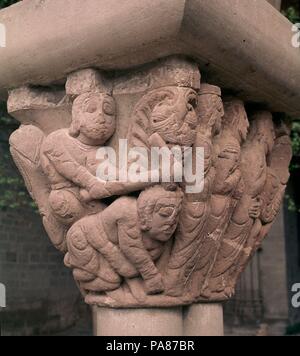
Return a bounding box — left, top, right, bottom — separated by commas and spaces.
249, 198, 262, 219
144, 274, 165, 295
80, 181, 109, 201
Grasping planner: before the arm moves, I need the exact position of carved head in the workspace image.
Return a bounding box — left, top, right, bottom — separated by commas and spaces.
223, 99, 249, 143
197, 84, 224, 135
137, 186, 184, 242
274, 118, 291, 138
70, 92, 116, 146
248, 111, 276, 154
129, 87, 198, 148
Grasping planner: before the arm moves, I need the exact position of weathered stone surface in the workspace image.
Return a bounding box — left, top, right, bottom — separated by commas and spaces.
267, 0, 282, 10
184, 303, 224, 336
0, 0, 299, 116
66, 69, 112, 97
95, 307, 183, 336
8, 58, 292, 308
8, 86, 71, 134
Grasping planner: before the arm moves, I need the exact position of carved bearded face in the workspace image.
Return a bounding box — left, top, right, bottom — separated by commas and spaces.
71, 92, 116, 145
149, 87, 198, 147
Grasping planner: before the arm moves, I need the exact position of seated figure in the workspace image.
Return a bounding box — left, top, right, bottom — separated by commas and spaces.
40, 91, 117, 226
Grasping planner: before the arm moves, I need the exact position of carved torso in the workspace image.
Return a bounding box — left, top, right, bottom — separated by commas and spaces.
41, 129, 100, 187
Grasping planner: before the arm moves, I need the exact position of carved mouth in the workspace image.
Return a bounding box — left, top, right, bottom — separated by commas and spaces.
163, 225, 176, 234
91, 128, 108, 136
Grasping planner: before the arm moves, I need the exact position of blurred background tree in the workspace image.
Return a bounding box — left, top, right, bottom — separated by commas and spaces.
281, 0, 300, 212
0, 0, 34, 211
282, 0, 300, 22
0, 0, 19, 8
0, 103, 36, 210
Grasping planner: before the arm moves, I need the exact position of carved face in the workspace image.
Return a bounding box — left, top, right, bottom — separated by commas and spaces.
198, 95, 224, 135
150, 87, 198, 147
264, 120, 276, 154
72, 93, 116, 145
223, 99, 249, 143
138, 186, 183, 242
251, 112, 276, 154
147, 197, 182, 242
238, 109, 250, 143
213, 97, 224, 135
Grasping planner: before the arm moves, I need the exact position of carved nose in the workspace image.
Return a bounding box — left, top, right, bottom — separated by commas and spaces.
98, 115, 106, 123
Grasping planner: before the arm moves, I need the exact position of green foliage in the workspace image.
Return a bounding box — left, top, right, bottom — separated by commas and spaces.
0, 0, 19, 9
0, 103, 36, 211
286, 322, 300, 335
282, 6, 300, 23
291, 122, 300, 155
283, 5, 300, 213
290, 121, 300, 169
285, 194, 300, 213
0, 0, 35, 212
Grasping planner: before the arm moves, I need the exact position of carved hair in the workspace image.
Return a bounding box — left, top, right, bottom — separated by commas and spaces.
247, 111, 275, 143
69, 92, 115, 137
197, 94, 223, 129
223, 99, 248, 131
274, 118, 291, 138
127, 87, 179, 148
137, 185, 184, 231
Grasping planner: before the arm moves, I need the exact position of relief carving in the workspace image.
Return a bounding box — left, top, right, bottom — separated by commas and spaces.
8, 57, 292, 308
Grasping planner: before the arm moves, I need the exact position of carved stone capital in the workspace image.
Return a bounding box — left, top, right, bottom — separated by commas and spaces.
8, 57, 292, 308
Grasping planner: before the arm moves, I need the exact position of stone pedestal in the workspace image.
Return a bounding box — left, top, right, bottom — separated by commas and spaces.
94, 307, 183, 337
183, 304, 224, 336
93, 304, 224, 336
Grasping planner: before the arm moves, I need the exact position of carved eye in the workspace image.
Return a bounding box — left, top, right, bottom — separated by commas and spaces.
187, 96, 197, 111
103, 102, 115, 116
152, 115, 166, 124
86, 101, 98, 114
158, 207, 175, 217
187, 103, 194, 112
186, 115, 198, 129
217, 100, 224, 113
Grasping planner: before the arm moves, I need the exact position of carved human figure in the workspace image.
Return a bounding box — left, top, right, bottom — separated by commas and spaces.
193, 99, 250, 298
164, 84, 224, 297
64, 186, 183, 298
207, 111, 276, 298
84, 84, 200, 202
9, 124, 69, 251
226, 118, 293, 290
83, 83, 200, 206
128, 86, 198, 150
40, 91, 116, 230
259, 120, 292, 227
